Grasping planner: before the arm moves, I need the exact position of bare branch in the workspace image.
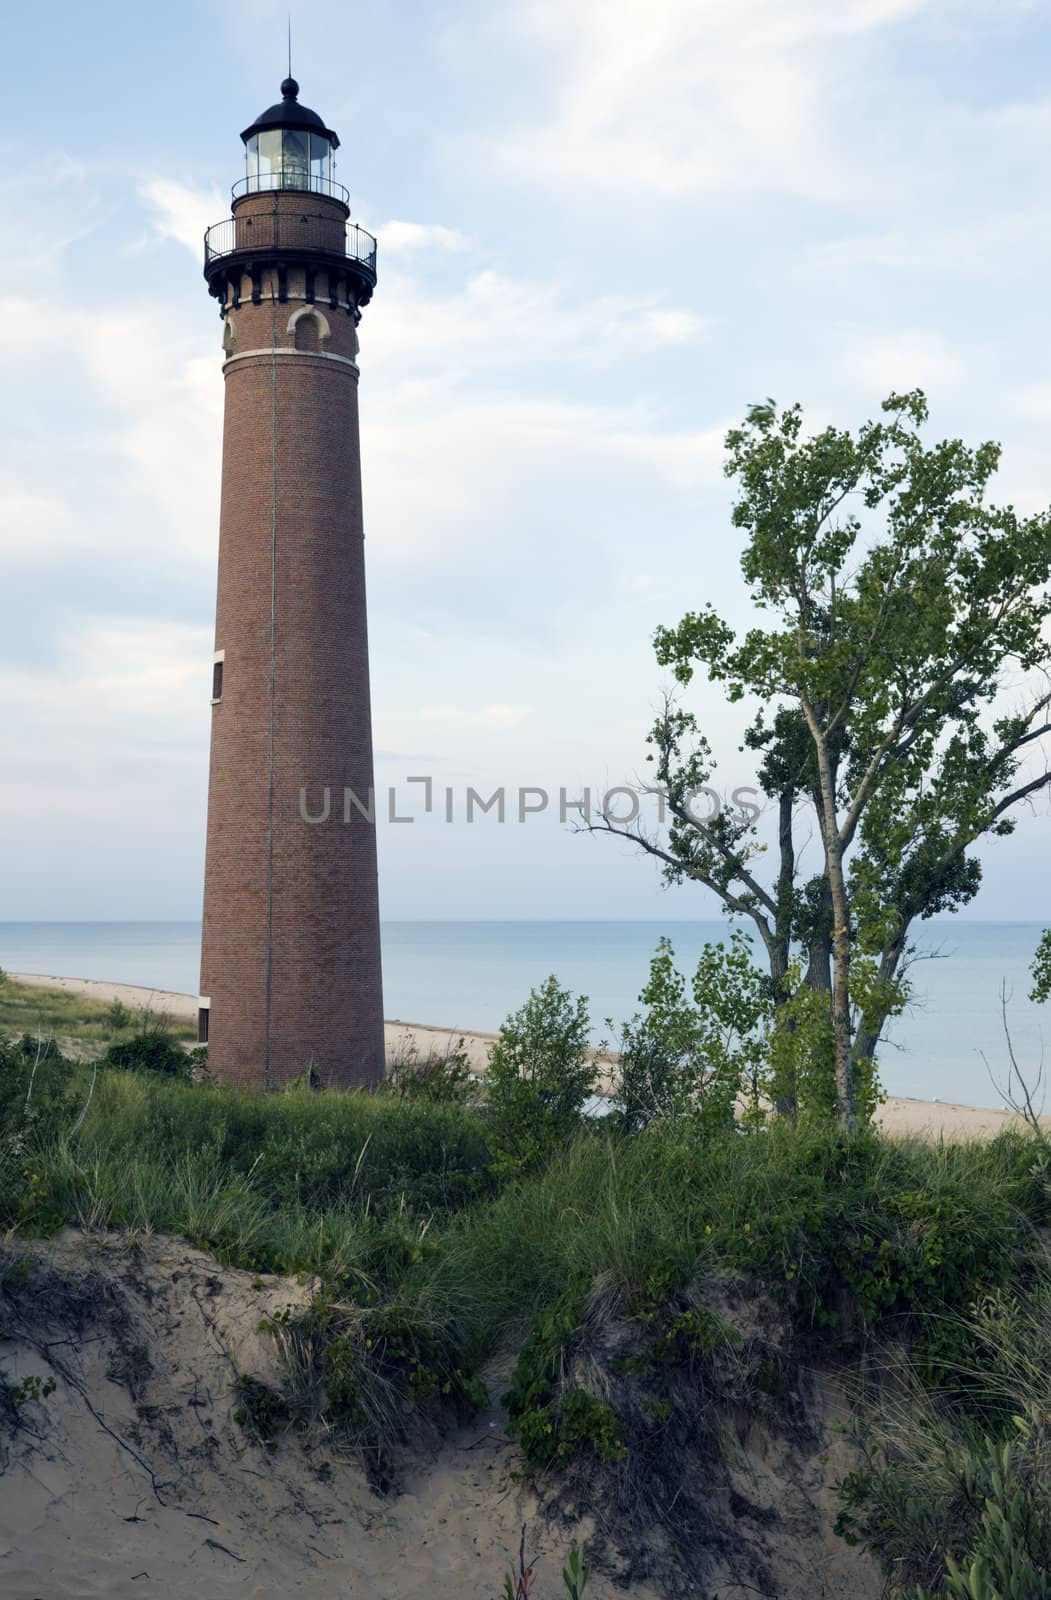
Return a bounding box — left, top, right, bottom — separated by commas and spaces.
980, 980, 1048, 1143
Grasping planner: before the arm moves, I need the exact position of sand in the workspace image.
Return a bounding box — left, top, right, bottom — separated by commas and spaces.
0, 1231, 665, 1600
10, 970, 1047, 1140
0, 1231, 880, 1600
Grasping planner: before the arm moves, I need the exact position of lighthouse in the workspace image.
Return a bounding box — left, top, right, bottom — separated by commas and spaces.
198, 78, 385, 1090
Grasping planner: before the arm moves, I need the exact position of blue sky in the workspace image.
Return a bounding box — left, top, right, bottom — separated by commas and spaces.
2, 0, 1051, 920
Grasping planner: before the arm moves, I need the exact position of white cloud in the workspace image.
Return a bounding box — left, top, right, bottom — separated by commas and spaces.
362, 392, 726, 571
801, 207, 1051, 280
643, 309, 708, 345
0, 617, 212, 824
367, 266, 710, 376
378, 220, 470, 254
471, 0, 930, 199
141, 177, 225, 256
852, 330, 964, 394
0, 476, 77, 564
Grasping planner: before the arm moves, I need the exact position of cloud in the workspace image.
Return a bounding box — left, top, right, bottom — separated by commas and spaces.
362, 391, 726, 577
801, 207, 1051, 281
141, 177, 226, 255
378, 220, 470, 254
367, 266, 710, 377
0, 616, 211, 818
0, 476, 78, 564
851, 329, 964, 394
469, 0, 931, 199
643, 309, 708, 345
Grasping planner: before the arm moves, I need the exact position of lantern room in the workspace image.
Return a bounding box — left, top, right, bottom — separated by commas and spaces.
239, 77, 341, 198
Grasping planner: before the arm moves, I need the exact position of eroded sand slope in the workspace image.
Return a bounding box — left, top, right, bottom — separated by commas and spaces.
0, 1232, 880, 1600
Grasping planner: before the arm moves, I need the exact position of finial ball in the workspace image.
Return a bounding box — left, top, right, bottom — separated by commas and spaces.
280, 76, 300, 99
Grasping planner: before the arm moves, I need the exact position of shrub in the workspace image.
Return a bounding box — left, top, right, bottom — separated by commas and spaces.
0, 1035, 75, 1144
99, 1015, 191, 1078
616, 934, 762, 1133
106, 1000, 132, 1031
71, 1068, 495, 1227
485, 977, 596, 1173
384, 1036, 475, 1104
234, 1373, 292, 1449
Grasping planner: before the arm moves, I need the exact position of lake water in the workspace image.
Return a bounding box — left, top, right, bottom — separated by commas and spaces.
0, 919, 1047, 1110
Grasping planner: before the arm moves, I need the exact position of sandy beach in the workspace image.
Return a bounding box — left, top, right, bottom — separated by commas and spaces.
9, 970, 1046, 1140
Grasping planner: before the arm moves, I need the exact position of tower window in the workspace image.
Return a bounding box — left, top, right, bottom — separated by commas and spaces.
212, 651, 225, 703
197, 1005, 210, 1045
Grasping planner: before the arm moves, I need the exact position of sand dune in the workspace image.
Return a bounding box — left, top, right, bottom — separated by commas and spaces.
0, 1231, 644, 1600
0, 1231, 879, 1600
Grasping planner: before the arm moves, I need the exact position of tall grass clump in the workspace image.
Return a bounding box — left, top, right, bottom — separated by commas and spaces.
838, 1271, 1051, 1596
79, 1068, 495, 1216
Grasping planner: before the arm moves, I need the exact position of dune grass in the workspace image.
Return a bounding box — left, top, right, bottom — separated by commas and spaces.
3, 1061, 1050, 1594
10, 1068, 1049, 1387
0, 974, 196, 1055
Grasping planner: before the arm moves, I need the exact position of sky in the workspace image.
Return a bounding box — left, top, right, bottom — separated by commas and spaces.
2, 0, 1051, 921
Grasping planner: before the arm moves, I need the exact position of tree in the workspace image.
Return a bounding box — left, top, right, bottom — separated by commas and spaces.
615, 933, 767, 1133
589, 393, 1051, 1129
486, 977, 596, 1172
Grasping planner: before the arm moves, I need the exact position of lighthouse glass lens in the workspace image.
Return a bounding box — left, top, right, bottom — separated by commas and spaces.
282, 130, 309, 189
310, 135, 333, 188
246, 135, 260, 188
257, 130, 283, 188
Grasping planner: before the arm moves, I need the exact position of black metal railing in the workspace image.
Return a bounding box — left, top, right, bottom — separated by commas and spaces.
203, 213, 378, 277
232, 173, 351, 205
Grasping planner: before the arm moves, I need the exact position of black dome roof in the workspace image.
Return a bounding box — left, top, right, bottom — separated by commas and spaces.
241, 79, 340, 150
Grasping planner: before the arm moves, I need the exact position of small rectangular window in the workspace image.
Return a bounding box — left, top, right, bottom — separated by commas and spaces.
212, 659, 224, 702
197, 1006, 210, 1045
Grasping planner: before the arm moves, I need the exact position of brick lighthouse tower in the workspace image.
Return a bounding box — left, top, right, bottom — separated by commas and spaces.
198, 78, 385, 1090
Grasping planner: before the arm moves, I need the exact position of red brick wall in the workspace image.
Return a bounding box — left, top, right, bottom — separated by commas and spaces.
200, 223, 385, 1090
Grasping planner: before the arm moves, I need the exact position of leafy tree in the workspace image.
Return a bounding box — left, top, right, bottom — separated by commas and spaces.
486, 977, 596, 1172
590, 393, 1051, 1128
616, 933, 766, 1132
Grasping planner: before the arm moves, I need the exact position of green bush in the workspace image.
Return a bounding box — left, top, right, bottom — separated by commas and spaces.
616, 934, 763, 1133
106, 1000, 132, 1031
486, 977, 596, 1174
383, 1037, 475, 1104
915, 1438, 1051, 1599
99, 1016, 190, 1077
2, 1004, 1049, 1591
0, 1035, 75, 1142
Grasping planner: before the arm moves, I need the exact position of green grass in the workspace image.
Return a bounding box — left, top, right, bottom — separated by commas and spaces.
0, 975, 196, 1057
9, 1073, 1049, 1399
3, 1062, 1050, 1594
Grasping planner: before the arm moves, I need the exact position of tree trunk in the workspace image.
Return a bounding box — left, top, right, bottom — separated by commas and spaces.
772, 788, 798, 1118
806, 718, 856, 1132
826, 843, 856, 1130
849, 925, 908, 1081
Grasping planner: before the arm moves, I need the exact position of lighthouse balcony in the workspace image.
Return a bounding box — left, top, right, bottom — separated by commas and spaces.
204, 213, 377, 275
232, 173, 351, 204
203, 206, 377, 308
